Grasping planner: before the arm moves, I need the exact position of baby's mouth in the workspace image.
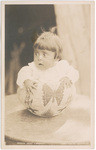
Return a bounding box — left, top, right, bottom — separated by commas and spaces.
38, 63, 43, 66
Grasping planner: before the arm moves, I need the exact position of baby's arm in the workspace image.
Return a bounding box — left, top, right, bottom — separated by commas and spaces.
63, 61, 79, 84
17, 66, 38, 105
60, 76, 72, 88
24, 79, 37, 93
59, 60, 79, 87
17, 66, 38, 92
16, 66, 32, 88
24, 79, 37, 106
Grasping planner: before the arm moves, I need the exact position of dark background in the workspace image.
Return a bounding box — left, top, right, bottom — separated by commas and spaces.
5, 5, 56, 94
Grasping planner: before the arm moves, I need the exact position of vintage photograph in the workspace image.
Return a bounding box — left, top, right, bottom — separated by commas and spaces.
1, 1, 95, 149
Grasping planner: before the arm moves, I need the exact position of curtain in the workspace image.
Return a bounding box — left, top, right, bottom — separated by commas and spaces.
54, 4, 91, 96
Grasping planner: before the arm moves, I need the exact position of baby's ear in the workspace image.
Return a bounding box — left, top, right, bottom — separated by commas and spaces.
55, 57, 59, 62
56, 55, 61, 61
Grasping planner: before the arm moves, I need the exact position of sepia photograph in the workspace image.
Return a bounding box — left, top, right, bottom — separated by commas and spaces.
1, 0, 95, 149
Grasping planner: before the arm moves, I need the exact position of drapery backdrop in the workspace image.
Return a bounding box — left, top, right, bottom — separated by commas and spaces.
5, 4, 91, 97
55, 4, 91, 96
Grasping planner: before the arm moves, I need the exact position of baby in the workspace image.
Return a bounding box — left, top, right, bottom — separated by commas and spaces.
17, 30, 79, 117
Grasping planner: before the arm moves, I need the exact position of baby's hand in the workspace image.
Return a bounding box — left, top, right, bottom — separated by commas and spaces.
60, 77, 72, 88
24, 79, 37, 93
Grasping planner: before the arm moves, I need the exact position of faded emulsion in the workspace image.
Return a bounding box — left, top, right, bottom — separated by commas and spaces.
3, 2, 94, 148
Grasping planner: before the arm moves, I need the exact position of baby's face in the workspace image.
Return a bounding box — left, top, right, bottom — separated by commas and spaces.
34, 49, 57, 70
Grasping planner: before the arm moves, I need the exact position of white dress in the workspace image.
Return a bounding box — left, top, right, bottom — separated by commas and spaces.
17, 60, 79, 117
17, 60, 79, 89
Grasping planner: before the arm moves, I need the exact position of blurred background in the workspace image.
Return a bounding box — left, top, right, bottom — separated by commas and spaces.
5, 4, 91, 97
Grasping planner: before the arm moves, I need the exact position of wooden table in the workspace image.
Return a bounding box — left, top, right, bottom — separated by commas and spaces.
5, 94, 91, 146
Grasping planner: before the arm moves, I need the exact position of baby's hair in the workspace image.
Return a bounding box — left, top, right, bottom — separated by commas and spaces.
33, 27, 63, 60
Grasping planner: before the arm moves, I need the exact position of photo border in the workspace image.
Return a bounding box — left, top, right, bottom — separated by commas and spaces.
1, 1, 95, 149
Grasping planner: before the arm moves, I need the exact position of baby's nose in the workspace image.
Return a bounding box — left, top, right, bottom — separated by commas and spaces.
38, 55, 43, 60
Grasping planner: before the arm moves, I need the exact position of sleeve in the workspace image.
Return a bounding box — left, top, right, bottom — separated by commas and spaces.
16, 66, 32, 88
64, 61, 79, 83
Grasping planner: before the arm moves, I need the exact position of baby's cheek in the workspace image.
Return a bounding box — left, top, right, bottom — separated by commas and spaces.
34, 59, 37, 64
45, 61, 54, 68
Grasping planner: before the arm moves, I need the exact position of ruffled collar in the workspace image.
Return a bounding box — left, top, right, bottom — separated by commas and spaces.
28, 60, 65, 72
